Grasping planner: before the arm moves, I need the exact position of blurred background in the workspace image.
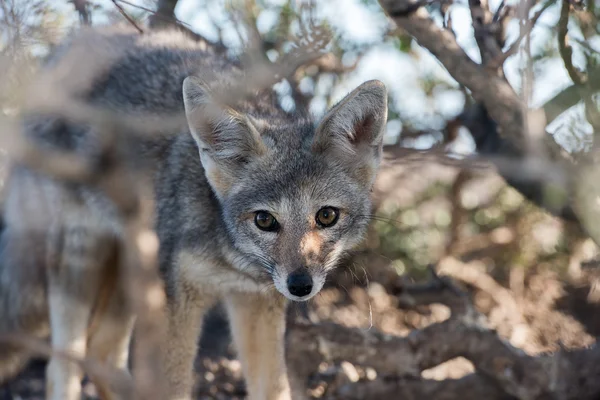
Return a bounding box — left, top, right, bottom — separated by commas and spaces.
2, 0, 600, 399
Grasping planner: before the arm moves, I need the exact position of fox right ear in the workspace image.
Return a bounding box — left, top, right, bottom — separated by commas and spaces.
313, 80, 387, 154
182, 76, 267, 197
313, 80, 388, 186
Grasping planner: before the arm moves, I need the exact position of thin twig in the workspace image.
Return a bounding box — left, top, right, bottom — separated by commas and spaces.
489, 0, 555, 68
110, 0, 144, 34
115, 0, 193, 29
492, 0, 506, 22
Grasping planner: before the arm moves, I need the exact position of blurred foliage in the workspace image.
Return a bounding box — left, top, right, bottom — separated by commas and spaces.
369, 173, 590, 281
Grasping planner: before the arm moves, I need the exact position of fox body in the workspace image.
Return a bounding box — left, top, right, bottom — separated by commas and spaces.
0, 25, 387, 400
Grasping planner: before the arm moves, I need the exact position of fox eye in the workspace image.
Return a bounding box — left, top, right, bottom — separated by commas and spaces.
316, 207, 339, 228
254, 211, 279, 232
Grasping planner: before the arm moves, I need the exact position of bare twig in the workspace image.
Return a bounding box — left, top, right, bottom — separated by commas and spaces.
116, 0, 227, 51
489, 0, 555, 69
558, 0, 587, 85
118, 0, 190, 28
110, 0, 144, 34
492, 0, 506, 22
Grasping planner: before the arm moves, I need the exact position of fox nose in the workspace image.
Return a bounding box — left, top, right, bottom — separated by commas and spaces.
287, 269, 313, 297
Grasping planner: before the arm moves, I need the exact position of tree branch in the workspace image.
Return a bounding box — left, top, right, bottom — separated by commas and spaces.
469, 0, 503, 65
110, 0, 144, 34
288, 315, 600, 399
558, 0, 587, 85
69, 0, 92, 26
375, 0, 600, 232
379, 1, 525, 145
147, 0, 179, 29
287, 267, 600, 399
489, 0, 554, 69
121, 0, 227, 52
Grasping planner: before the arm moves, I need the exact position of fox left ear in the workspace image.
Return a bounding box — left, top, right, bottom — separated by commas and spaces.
313, 80, 388, 184
182, 76, 267, 198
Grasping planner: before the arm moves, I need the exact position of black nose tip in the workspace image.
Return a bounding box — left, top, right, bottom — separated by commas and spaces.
287, 269, 313, 297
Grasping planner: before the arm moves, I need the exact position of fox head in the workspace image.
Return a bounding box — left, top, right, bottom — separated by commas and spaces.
183, 77, 387, 301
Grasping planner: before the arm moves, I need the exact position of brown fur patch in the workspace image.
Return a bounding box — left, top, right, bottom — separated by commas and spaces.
300, 231, 323, 259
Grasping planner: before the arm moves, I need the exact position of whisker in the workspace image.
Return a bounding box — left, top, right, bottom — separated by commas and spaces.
348, 265, 360, 285
355, 214, 404, 226
338, 282, 350, 297
360, 264, 373, 330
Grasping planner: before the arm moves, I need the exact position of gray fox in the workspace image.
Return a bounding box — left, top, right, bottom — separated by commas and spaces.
0, 25, 388, 400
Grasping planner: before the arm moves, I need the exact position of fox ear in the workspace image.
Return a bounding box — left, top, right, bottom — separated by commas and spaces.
313, 80, 388, 155
183, 76, 267, 197
313, 80, 388, 185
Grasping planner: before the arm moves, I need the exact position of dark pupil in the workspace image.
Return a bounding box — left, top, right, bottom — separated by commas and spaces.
318, 208, 336, 225
256, 212, 273, 228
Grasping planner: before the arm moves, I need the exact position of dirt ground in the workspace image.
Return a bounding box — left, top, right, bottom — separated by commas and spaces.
2, 256, 599, 400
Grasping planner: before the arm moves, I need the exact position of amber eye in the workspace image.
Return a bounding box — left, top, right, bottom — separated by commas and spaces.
254, 211, 279, 232
316, 207, 339, 228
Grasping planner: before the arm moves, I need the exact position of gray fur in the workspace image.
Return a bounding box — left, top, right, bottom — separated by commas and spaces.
0, 24, 388, 393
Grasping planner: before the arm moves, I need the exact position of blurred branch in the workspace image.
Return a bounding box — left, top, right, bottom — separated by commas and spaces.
111, 0, 144, 34
117, 0, 186, 28
543, 83, 581, 124
489, 0, 554, 69
290, 52, 363, 111
69, 0, 92, 26
458, 103, 580, 222
384, 134, 579, 224
558, 0, 587, 85
121, 0, 227, 52
0, 334, 132, 397
9, 118, 167, 399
